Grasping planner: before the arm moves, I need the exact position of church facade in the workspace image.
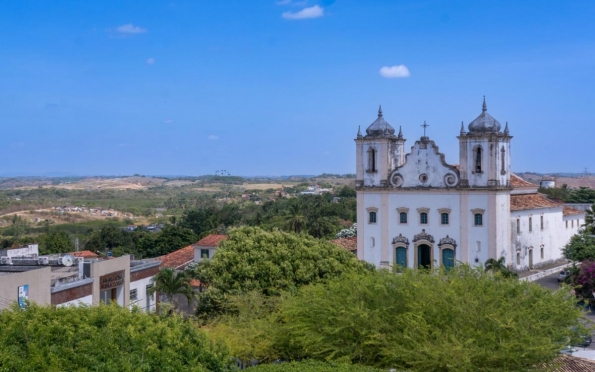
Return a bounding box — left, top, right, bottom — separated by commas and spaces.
355, 99, 584, 271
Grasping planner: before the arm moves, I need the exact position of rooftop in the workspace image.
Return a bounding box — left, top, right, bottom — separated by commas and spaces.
364, 106, 396, 138
510, 193, 562, 211
563, 206, 584, 216
159, 245, 194, 270
510, 174, 536, 188
196, 234, 227, 247
329, 237, 357, 252
71, 250, 99, 258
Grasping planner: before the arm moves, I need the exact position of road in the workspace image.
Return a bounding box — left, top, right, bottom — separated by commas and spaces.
534, 271, 595, 353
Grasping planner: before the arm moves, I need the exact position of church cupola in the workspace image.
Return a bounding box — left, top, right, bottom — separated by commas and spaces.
355, 106, 406, 188
458, 97, 512, 188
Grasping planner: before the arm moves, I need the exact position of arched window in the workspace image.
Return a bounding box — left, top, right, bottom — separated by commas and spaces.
517, 218, 521, 234
540, 216, 544, 230
420, 212, 428, 224
529, 217, 532, 232
541, 247, 544, 259
367, 147, 377, 172
474, 213, 483, 226
500, 147, 506, 174
441, 213, 449, 225
516, 252, 521, 265
400, 212, 407, 224
475, 147, 483, 173
369, 211, 377, 223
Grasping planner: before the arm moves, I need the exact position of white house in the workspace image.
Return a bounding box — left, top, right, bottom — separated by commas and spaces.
355, 99, 584, 271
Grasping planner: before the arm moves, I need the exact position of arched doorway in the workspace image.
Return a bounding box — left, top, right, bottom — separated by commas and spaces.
418, 244, 431, 269
528, 249, 533, 269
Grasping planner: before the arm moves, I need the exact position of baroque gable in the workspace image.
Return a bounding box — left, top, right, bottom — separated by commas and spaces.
389, 137, 459, 188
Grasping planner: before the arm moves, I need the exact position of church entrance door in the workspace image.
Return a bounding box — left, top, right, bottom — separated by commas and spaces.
418, 244, 431, 269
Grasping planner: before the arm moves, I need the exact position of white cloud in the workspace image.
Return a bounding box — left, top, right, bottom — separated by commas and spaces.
282, 5, 323, 19
208, 135, 219, 141
146, 57, 155, 65
379, 65, 410, 78
115, 24, 147, 34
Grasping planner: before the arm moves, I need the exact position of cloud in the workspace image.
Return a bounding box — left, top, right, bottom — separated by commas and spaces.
163, 119, 174, 124
146, 57, 155, 65
208, 135, 219, 141
115, 24, 147, 34
282, 5, 324, 19
379, 65, 410, 78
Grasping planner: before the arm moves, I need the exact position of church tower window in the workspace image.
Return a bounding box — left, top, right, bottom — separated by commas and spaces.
475, 147, 483, 173
367, 147, 377, 173
500, 147, 506, 174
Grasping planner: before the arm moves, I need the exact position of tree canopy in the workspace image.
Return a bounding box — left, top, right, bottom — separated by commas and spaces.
250, 360, 385, 372
0, 303, 230, 371
563, 231, 595, 262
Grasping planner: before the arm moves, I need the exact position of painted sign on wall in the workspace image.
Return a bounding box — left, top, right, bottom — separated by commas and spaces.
100, 270, 125, 291
18, 285, 29, 309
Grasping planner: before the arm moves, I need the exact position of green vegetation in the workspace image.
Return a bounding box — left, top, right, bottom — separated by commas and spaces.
539, 185, 595, 203
148, 268, 194, 310
563, 231, 595, 262
0, 303, 229, 371
250, 361, 384, 372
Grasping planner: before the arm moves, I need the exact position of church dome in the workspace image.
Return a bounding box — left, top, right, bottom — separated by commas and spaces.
468, 97, 501, 133
366, 106, 395, 137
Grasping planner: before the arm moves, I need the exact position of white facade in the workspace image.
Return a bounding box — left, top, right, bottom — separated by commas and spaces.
129, 276, 157, 312
57, 295, 93, 308
356, 100, 584, 271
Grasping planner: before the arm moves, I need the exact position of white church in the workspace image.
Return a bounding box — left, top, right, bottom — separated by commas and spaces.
355, 99, 584, 272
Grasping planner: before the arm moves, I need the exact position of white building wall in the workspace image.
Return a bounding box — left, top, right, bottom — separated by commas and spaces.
57, 295, 93, 308
465, 193, 491, 267
194, 246, 217, 262
361, 193, 382, 266
129, 276, 156, 312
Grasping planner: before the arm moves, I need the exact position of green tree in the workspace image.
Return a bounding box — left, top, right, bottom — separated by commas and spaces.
484, 257, 518, 278
563, 231, 595, 261
148, 268, 194, 310
273, 267, 583, 372
250, 360, 385, 372
0, 303, 230, 371
39, 231, 74, 255
285, 204, 306, 234
583, 202, 595, 233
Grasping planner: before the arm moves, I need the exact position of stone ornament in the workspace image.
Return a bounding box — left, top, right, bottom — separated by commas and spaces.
413, 229, 435, 243
444, 173, 459, 187
390, 172, 404, 188
392, 234, 410, 246
438, 235, 457, 248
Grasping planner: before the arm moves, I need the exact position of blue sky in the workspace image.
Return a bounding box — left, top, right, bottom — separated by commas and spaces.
1, 0, 594, 176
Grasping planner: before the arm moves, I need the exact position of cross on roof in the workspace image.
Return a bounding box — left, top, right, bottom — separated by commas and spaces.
421, 121, 429, 137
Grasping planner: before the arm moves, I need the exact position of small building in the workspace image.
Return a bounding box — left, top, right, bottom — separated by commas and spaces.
540, 178, 556, 189
329, 236, 357, 256
194, 234, 228, 262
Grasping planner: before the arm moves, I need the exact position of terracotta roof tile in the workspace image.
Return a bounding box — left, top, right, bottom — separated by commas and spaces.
543, 355, 595, 371
511, 173, 536, 188
159, 244, 194, 270
70, 250, 99, 258
196, 234, 227, 247
329, 237, 357, 252
510, 193, 561, 211
563, 206, 584, 216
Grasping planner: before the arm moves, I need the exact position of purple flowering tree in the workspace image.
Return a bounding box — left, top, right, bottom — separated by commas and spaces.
574, 260, 595, 300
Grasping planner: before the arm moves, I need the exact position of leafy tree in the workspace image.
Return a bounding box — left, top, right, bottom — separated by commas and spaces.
145, 224, 197, 257
337, 185, 357, 198
563, 231, 595, 261
285, 204, 306, 234
250, 360, 385, 372
39, 231, 74, 255
272, 267, 583, 372
0, 303, 230, 371
567, 187, 595, 203
149, 268, 194, 310
584, 202, 595, 233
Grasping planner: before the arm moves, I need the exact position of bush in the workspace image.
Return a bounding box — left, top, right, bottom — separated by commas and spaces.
250, 360, 385, 372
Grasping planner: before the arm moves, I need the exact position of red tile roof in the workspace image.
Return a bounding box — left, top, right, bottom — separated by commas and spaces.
511, 173, 536, 188
329, 237, 357, 252
70, 250, 99, 258
563, 206, 584, 216
543, 355, 595, 371
159, 244, 194, 270
510, 193, 561, 211
196, 234, 227, 247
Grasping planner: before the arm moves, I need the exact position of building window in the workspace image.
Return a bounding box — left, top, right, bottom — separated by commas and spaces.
571, 220, 574, 228
200, 249, 210, 259
540, 216, 544, 230
367, 147, 377, 172
130, 289, 138, 301
529, 217, 532, 232
474, 213, 483, 226
566, 220, 568, 229
420, 212, 428, 225
541, 247, 544, 259
516, 252, 520, 265
517, 219, 521, 234
369, 211, 377, 223
475, 147, 483, 173
500, 147, 506, 174
400, 212, 407, 224
441, 213, 449, 225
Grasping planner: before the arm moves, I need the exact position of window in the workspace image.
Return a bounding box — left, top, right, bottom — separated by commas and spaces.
517, 219, 521, 234
572, 220, 574, 228
367, 147, 377, 172
369, 211, 377, 223
566, 220, 568, 229
475, 147, 483, 173
130, 289, 138, 301
474, 213, 483, 226
540, 216, 544, 230
500, 147, 506, 174
441, 213, 449, 225
200, 249, 210, 259
420, 212, 428, 225
529, 217, 532, 232
395, 247, 407, 268
400, 212, 407, 224
541, 247, 544, 259
516, 252, 520, 265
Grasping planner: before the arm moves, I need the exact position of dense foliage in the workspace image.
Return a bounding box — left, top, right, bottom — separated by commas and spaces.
250, 361, 385, 372
207, 267, 583, 372
563, 231, 595, 261
539, 185, 595, 203
194, 227, 370, 319
0, 303, 230, 371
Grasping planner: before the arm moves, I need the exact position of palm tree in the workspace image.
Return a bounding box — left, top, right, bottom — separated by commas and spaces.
583, 203, 595, 233
485, 257, 518, 278
285, 204, 306, 234
148, 268, 194, 311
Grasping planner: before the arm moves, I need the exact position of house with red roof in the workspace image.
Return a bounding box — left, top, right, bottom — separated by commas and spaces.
194, 234, 227, 262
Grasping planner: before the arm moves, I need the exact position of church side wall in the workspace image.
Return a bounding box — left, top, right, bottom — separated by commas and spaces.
464, 193, 490, 266
361, 193, 382, 266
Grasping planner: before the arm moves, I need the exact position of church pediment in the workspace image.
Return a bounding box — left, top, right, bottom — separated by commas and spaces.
389, 137, 459, 188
